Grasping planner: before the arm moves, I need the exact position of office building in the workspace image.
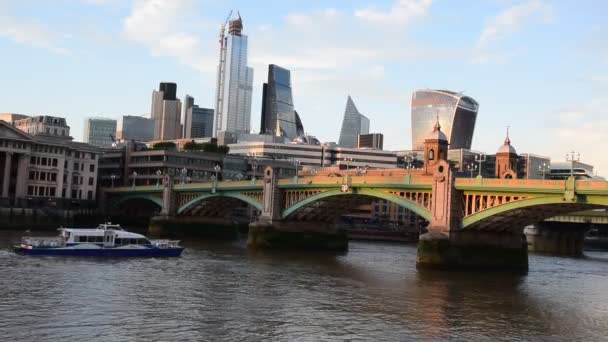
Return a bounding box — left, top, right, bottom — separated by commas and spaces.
184, 95, 214, 139
151, 82, 182, 141
518, 153, 551, 179
358, 133, 383, 150
116, 115, 155, 142
214, 13, 254, 136
14, 115, 71, 138
338, 96, 369, 148
0, 113, 29, 124
549, 161, 600, 180
411, 89, 478, 150
260, 64, 298, 139
83, 118, 117, 147
0, 120, 100, 205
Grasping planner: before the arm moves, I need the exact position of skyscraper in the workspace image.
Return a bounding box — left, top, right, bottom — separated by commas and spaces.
338, 95, 370, 148
214, 13, 254, 136
151, 82, 182, 141
83, 118, 117, 147
410, 89, 478, 150
260, 64, 298, 139
183, 95, 214, 139
116, 115, 154, 141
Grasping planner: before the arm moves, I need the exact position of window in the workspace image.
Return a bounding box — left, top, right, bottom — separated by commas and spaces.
29, 171, 35, 180
78, 236, 87, 243
61, 189, 66, 198
51, 173, 57, 182
53, 128, 57, 135
37, 187, 45, 196
73, 162, 79, 171
428, 149, 435, 161
87, 191, 93, 200
72, 175, 78, 184
27, 186, 34, 196
88, 177, 94, 186
89, 164, 95, 172
52, 159, 58, 167
30, 156, 36, 164
115, 238, 122, 245
81, 163, 84, 171
71, 189, 77, 198
41, 157, 47, 165
49, 187, 56, 197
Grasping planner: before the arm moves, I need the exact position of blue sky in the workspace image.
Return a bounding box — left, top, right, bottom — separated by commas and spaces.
1, 0, 607, 174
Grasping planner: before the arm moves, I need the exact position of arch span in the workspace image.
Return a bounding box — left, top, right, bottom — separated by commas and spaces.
110, 194, 162, 210
281, 188, 431, 220
462, 195, 607, 231
178, 192, 263, 215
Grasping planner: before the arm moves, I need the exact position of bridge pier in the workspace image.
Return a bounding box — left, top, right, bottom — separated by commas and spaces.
524, 222, 587, 256
248, 221, 348, 252
149, 215, 241, 239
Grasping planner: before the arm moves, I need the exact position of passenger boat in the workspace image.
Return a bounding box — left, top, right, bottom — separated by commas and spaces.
14, 223, 184, 257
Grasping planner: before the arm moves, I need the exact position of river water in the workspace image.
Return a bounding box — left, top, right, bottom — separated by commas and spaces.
1, 231, 608, 341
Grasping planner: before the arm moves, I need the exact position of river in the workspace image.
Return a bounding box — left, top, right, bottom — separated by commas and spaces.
1, 231, 608, 341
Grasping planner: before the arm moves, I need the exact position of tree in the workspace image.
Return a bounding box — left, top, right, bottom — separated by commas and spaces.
183, 140, 202, 151
152, 142, 177, 150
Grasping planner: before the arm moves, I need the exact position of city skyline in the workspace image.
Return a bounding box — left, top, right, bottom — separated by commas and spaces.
0, 1, 606, 173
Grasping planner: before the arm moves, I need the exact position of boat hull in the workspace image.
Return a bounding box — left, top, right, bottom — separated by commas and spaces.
14, 246, 184, 257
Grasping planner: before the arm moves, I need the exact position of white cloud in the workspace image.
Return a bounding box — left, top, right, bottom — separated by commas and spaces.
472, 0, 553, 64
355, 0, 432, 25
0, 16, 70, 54
123, 0, 215, 72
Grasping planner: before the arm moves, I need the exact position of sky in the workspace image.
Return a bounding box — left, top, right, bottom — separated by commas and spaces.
0, 0, 607, 174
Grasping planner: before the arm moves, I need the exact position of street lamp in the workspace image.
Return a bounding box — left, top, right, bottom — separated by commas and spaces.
186, 176, 191, 184
236, 173, 243, 181
467, 163, 478, 178
156, 170, 162, 187
110, 174, 116, 188
475, 153, 486, 177
131, 171, 137, 187
180, 167, 187, 185
343, 157, 353, 171
566, 151, 581, 178
538, 162, 551, 180
251, 157, 258, 183
405, 153, 417, 171
214, 164, 221, 181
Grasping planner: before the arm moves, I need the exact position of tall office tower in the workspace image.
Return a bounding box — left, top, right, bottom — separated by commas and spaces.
183, 94, 214, 139
338, 95, 370, 148
357, 133, 384, 150
260, 64, 299, 139
410, 89, 478, 150
83, 118, 117, 147
151, 82, 182, 140
295, 111, 305, 136
116, 115, 154, 141
214, 13, 254, 136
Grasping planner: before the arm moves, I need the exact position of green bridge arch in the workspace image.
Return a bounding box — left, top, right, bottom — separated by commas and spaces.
461, 195, 608, 229
281, 188, 432, 220
110, 194, 163, 210
178, 192, 263, 215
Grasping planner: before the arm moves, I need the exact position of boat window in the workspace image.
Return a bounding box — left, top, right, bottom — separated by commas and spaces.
115, 238, 122, 245
95, 236, 103, 243
78, 236, 87, 243
130, 239, 137, 245
137, 238, 149, 245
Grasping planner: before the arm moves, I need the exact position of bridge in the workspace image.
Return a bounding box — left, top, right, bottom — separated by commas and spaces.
102, 162, 608, 271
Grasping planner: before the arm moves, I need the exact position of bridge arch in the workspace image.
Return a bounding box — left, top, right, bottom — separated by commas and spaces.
178, 192, 263, 215
281, 188, 431, 220
462, 195, 608, 231
110, 194, 163, 210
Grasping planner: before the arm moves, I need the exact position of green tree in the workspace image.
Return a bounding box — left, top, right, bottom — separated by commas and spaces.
152, 141, 177, 150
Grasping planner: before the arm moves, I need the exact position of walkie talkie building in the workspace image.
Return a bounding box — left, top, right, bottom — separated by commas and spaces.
410, 89, 478, 150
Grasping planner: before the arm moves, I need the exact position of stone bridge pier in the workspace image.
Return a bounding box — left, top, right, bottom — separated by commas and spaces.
524, 222, 588, 256
416, 161, 528, 271
247, 166, 348, 251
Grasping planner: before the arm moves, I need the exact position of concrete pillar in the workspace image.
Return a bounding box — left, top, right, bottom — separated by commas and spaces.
524, 223, 587, 256
2, 152, 12, 198
416, 160, 528, 271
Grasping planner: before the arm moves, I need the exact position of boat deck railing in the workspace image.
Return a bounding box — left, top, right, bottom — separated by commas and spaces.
151, 240, 181, 249
21, 237, 64, 247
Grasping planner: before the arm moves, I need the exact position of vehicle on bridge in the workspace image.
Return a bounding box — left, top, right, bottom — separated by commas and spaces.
14, 223, 184, 257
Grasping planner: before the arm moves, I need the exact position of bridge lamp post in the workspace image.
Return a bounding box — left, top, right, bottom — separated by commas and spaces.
538, 162, 551, 180
566, 151, 580, 178
293, 160, 301, 183
344, 157, 353, 172
214, 164, 221, 181
251, 158, 258, 184
186, 176, 191, 184
155, 170, 162, 187
475, 153, 486, 177
467, 163, 477, 178
131, 171, 137, 187
110, 174, 116, 188
180, 167, 187, 185
236, 173, 243, 181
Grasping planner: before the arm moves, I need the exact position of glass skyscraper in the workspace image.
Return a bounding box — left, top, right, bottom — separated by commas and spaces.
410, 89, 478, 150
260, 64, 299, 139
184, 95, 214, 138
83, 118, 117, 147
214, 14, 253, 136
338, 95, 369, 148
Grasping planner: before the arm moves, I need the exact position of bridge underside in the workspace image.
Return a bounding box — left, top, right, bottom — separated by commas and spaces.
180, 197, 255, 219
464, 203, 603, 233
284, 194, 374, 223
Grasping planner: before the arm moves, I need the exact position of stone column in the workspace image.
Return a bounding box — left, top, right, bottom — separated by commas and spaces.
14, 154, 29, 198
2, 152, 12, 198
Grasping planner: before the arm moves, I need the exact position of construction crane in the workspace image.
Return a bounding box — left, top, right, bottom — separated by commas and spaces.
218, 10, 233, 47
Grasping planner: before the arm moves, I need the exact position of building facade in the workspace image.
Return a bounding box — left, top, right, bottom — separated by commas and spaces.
0, 121, 100, 206
184, 95, 214, 139
0, 113, 29, 124
411, 89, 478, 150
214, 14, 254, 136
338, 96, 369, 148
260, 64, 298, 139
116, 115, 154, 142
151, 82, 182, 141
357, 133, 384, 150
83, 118, 117, 147
14, 115, 71, 138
